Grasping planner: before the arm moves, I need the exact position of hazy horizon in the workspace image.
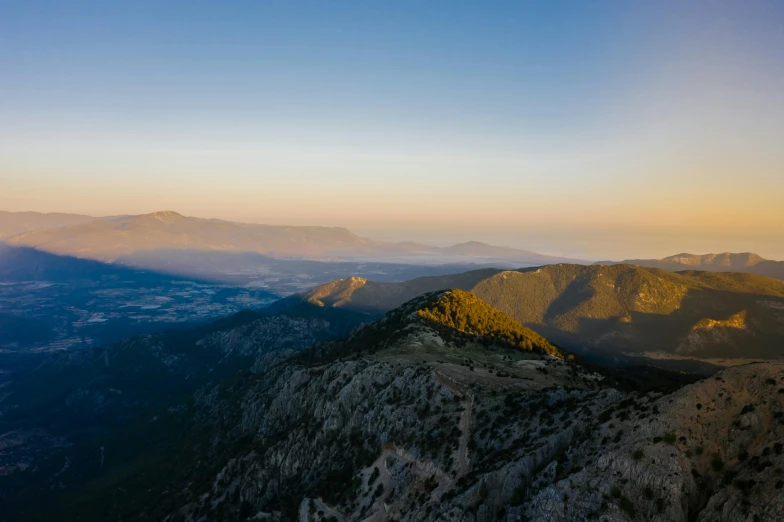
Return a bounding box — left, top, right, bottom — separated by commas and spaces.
3, 2, 784, 260
2, 207, 783, 263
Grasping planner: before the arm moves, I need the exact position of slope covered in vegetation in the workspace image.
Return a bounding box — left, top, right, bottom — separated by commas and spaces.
416, 289, 562, 357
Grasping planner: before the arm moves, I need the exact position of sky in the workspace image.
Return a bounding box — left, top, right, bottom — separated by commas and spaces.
1, 1, 783, 260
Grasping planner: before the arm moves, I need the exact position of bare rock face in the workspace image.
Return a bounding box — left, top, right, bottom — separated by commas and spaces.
521, 363, 784, 522
158, 354, 783, 522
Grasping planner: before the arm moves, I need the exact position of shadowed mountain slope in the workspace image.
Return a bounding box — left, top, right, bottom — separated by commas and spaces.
0, 301, 366, 507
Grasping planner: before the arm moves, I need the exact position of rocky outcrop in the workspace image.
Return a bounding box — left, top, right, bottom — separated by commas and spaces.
522, 363, 784, 521
161, 353, 783, 522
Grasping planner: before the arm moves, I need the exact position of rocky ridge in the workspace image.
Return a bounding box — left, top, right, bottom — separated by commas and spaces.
4, 292, 783, 522
36, 294, 778, 522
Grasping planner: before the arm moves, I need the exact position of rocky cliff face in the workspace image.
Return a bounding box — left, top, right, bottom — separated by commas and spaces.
161, 358, 784, 522
142, 316, 610, 522
522, 363, 784, 522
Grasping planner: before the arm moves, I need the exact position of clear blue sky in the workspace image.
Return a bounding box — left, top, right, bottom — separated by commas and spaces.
2, 1, 784, 259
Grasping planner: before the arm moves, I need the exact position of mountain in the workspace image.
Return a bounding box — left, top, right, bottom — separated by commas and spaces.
603, 252, 784, 281
5, 210, 375, 262
3, 210, 580, 266
0, 301, 366, 493
318, 289, 564, 360
5, 291, 783, 521
280, 264, 784, 360
0, 211, 98, 240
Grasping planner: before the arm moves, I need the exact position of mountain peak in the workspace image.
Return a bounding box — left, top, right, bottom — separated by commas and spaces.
340, 288, 563, 357
659, 252, 767, 268
442, 240, 543, 259
142, 210, 185, 223
305, 276, 368, 307
414, 289, 563, 357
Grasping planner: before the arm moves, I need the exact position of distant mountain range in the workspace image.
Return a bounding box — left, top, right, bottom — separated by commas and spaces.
4, 210, 783, 283
599, 252, 784, 281
279, 263, 784, 360
1, 210, 580, 267
0, 210, 97, 240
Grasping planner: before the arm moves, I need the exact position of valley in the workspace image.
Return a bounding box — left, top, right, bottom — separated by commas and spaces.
0, 277, 277, 353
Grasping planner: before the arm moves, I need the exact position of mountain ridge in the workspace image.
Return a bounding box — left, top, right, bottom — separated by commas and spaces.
3, 278, 784, 521
0, 210, 98, 240
6, 293, 782, 521
3, 210, 580, 266
280, 264, 784, 360
600, 252, 784, 281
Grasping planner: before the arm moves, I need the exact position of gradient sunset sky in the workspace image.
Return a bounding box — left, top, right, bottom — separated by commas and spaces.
2, 1, 783, 260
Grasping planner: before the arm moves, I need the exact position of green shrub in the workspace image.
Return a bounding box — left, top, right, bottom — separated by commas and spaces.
632, 449, 644, 461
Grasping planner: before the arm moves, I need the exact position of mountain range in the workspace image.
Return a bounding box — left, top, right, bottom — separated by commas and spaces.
0, 211, 97, 240
5, 210, 784, 284
279, 264, 784, 361
1, 210, 579, 266
602, 252, 784, 281
2, 288, 783, 521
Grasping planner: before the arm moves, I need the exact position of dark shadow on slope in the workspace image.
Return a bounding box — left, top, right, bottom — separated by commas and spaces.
0, 300, 367, 520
